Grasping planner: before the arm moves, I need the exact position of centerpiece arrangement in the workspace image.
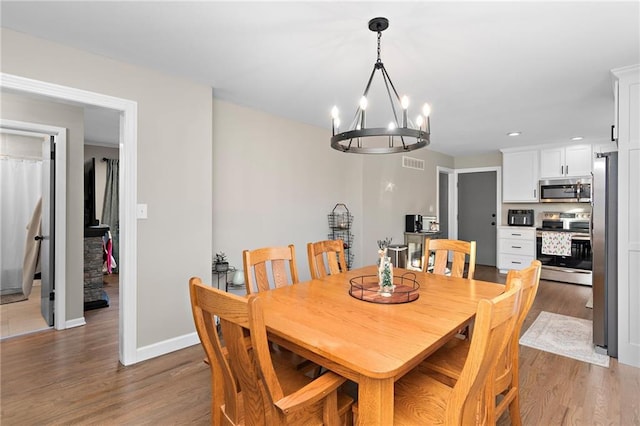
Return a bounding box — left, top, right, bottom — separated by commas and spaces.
377, 237, 395, 296
348, 238, 420, 304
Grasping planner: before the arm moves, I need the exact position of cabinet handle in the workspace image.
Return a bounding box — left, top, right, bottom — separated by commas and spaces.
561, 165, 564, 175
511, 261, 522, 265
511, 246, 522, 249
611, 125, 616, 142
533, 189, 536, 198
511, 233, 522, 236
566, 165, 568, 175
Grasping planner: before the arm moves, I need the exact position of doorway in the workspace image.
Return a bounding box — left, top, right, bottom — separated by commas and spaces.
455, 167, 501, 267
0, 130, 53, 338
1, 73, 138, 365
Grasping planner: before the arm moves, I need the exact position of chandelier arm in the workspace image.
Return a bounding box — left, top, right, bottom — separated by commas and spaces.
380, 65, 403, 106
380, 65, 401, 128
380, 65, 409, 148
351, 65, 379, 127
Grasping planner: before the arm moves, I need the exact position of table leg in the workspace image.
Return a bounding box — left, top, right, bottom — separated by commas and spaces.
357, 376, 394, 425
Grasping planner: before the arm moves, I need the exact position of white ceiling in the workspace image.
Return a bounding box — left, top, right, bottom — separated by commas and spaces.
2, 1, 639, 156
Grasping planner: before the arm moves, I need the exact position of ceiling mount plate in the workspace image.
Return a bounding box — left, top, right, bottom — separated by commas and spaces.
368, 17, 389, 32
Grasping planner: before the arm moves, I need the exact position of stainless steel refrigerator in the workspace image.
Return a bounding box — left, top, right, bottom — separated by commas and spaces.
592, 152, 617, 357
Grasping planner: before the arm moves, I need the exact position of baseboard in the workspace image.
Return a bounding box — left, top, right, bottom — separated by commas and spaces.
65, 317, 86, 329
135, 332, 200, 363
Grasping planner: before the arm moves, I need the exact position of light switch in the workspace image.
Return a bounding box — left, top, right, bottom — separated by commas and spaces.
137, 203, 148, 219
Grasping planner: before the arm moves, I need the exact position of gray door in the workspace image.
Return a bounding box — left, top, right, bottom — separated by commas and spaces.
40, 136, 54, 325
458, 171, 497, 266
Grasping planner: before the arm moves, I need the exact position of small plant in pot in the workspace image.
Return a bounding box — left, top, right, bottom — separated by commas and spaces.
214, 251, 229, 273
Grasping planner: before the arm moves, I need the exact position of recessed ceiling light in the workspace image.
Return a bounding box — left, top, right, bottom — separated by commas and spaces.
571, 136, 584, 141
507, 132, 521, 137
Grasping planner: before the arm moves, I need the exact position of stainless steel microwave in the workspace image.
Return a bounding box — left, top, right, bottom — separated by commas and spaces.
539, 178, 591, 203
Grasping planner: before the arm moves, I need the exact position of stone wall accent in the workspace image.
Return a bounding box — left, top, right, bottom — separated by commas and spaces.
83, 236, 103, 302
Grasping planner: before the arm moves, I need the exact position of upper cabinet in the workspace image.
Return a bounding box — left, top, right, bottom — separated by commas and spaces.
540, 144, 593, 178
502, 150, 539, 202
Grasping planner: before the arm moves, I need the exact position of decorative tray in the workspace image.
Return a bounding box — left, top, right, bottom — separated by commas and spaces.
349, 273, 420, 304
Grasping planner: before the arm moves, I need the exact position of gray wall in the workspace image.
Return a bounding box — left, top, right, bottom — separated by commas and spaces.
1, 92, 85, 321
212, 98, 456, 276
454, 152, 502, 169
212, 99, 363, 279
361, 149, 454, 263
2, 28, 213, 347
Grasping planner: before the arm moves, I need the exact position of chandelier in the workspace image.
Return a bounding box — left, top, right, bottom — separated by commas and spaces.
330, 17, 431, 154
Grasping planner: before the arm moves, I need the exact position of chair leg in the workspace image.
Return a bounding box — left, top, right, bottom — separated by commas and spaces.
508, 393, 522, 426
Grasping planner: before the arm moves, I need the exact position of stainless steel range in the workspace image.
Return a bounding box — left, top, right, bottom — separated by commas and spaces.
536, 211, 592, 285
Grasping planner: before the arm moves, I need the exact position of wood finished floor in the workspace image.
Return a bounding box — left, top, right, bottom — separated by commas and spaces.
1, 267, 638, 425
0, 281, 50, 339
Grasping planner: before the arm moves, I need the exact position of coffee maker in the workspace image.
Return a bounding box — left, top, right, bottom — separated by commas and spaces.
405, 214, 423, 232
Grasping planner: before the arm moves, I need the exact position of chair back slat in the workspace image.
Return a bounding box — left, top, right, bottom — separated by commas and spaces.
307, 240, 347, 279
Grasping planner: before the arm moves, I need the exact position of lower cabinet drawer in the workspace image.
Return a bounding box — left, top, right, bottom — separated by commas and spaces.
500, 238, 535, 255
498, 254, 534, 271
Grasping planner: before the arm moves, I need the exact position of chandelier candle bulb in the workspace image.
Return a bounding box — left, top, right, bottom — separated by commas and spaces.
416, 115, 424, 131
331, 106, 340, 136
401, 95, 409, 128
359, 96, 368, 129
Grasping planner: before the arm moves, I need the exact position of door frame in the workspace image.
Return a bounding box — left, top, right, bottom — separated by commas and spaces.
450, 166, 502, 244
0, 122, 66, 330
436, 166, 455, 239
1, 73, 139, 366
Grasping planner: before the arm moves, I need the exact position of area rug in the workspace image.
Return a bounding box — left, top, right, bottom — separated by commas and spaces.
520, 311, 609, 368
0, 292, 28, 305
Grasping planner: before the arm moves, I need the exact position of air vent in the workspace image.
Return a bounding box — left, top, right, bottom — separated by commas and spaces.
402, 156, 425, 171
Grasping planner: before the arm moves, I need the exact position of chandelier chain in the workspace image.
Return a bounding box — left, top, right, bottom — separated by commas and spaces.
376, 31, 382, 63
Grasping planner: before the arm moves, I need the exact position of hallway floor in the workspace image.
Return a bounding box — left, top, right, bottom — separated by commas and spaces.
0, 281, 50, 339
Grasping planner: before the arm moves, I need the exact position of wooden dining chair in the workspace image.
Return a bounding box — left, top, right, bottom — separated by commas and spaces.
243, 245, 299, 294
189, 277, 353, 426
419, 260, 542, 425
422, 238, 477, 279
353, 276, 521, 425
243, 244, 320, 376
307, 239, 347, 279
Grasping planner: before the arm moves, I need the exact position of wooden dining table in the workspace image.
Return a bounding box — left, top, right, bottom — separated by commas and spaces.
258, 265, 505, 425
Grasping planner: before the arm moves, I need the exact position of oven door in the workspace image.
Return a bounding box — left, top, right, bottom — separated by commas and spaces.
536, 232, 592, 285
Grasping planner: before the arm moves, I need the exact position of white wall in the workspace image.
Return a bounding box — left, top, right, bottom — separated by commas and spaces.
1, 28, 212, 348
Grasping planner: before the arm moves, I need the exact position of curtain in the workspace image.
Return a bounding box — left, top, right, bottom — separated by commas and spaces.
0, 158, 42, 294
102, 159, 119, 273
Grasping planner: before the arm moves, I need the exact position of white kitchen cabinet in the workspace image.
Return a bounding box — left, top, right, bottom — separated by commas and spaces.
540, 144, 592, 178
501, 150, 539, 202
611, 64, 640, 368
497, 226, 536, 273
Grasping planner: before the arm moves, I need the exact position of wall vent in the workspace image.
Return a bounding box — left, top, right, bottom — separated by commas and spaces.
402, 156, 425, 171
